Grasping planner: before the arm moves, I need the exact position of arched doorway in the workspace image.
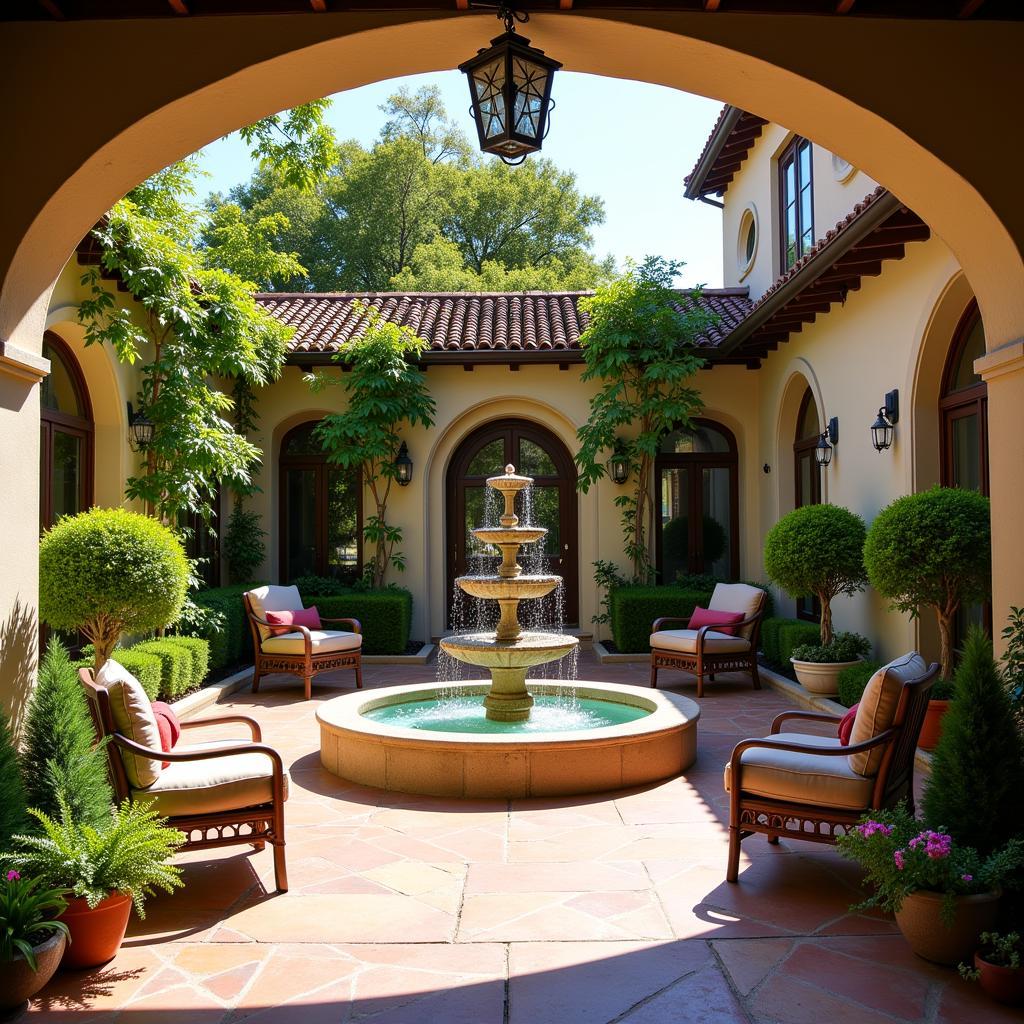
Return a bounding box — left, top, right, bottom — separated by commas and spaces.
39, 332, 93, 530
654, 419, 739, 583
278, 421, 361, 585
792, 387, 821, 620
447, 420, 578, 626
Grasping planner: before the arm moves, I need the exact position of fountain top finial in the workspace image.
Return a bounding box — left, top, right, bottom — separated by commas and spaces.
505, 463, 515, 474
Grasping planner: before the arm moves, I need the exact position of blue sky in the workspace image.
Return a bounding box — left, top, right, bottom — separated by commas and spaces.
198, 71, 725, 289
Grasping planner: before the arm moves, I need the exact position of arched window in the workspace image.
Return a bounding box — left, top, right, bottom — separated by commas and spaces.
654, 419, 739, 582
793, 387, 821, 620
39, 333, 93, 529
278, 421, 361, 584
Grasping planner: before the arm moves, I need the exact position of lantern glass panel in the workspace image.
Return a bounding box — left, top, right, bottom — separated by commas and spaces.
512, 57, 548, 139
472, 58, 507, 139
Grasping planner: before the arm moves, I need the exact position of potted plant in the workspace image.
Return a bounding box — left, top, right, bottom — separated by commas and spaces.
788, 631, 871, 695
917, 677, 956, 750
836, 805, 1024, 965
960, 932, 1024, 1006
763, 502, 869, 695
864, 486, 990, 683
8, 799, 184, 969
0, 870, 70, 1015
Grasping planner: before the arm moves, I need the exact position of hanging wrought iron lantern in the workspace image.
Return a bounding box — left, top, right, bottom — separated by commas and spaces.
394, 441, 414, 486
459, 5, 562, 165
606, 439, 630, 485
870, 389, 899, 452
126, 401, 155, 453
815, 416, 839, 468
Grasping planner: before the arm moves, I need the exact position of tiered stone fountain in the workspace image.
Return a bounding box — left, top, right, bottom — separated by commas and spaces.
317, 464, 700, 798
440, 464, 578, 723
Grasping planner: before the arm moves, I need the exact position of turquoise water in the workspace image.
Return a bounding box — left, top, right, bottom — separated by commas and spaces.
363, 694, 651, 734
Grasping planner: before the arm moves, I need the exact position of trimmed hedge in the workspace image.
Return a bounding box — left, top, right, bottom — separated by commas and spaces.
73, 647, 163, 700
157, 636, 210, 690
760, 617, 821, 674
610, 582, 774, 654
133, 639, 192, 699
308, 591, 413, 656
185, 584, 255, 671
837, 660, 883, 708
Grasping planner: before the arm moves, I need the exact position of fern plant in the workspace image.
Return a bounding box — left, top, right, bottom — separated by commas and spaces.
8, 799, 185, 918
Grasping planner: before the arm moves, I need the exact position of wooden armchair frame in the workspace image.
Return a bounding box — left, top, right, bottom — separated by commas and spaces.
80, 668, 288, 892
650, 590, 766, 698
725, 660, 938, 883
243, 592, 362, 701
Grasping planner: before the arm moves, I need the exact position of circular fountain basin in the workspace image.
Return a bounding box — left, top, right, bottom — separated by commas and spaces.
454, 575, 562, 602
439, 630, 578, 669
317, 681, 700, 798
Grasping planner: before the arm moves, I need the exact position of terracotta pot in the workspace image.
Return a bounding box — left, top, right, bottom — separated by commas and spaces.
790, 657, 861, 696
894, 889, 1000, 965
975, 952, 1024, 1005
0, 928, 66, 1016
58, 892, 132, 969
917, 699, 950, 750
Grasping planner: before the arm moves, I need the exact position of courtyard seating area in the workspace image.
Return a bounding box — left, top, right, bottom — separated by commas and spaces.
23, 655, 1011, 1024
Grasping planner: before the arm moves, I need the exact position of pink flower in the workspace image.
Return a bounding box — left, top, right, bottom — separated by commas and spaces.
858, 821, 894, 839
962, 874, 973, 882
6, 870, 20, 881
894, 850, 905, 870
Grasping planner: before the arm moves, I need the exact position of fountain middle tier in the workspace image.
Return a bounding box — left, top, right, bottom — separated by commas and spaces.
455, 573, 561, 602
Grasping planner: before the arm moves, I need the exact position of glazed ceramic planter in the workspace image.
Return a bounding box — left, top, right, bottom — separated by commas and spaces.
0, 929, 66, 1015
974, 952, 1024, 1005
59, 892, 132, 969
917, 699, 950, 750
790, 657, 861, 696
894, 889, 1000, 965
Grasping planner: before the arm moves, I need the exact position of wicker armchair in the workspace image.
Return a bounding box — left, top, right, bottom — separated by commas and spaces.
650, 583, 766, 697
723, 653, 938, 883
244, 585, 362, 701
80, 667, 289, 892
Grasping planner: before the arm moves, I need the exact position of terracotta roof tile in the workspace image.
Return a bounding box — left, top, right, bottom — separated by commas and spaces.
684, 105, 769, 199
257, 289, 754, 358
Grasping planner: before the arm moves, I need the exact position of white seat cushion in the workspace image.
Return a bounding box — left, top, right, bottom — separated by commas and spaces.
723, 733, 874, 811
131, 740, 290, 817
261, 629, 362, 656
650, 629, 751, 655
247, 584, 304, 642
98, 659, 163, 788
708, 583, 764, 641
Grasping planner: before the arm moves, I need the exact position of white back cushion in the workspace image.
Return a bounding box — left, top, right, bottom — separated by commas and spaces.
247, 584, 304, 641
97, 659, 163, 789
709, 583, 764, 641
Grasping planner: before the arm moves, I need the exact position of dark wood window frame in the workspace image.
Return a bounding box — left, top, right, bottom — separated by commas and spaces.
278, 421, 362, 585
446, 419, 579, 626
654, 417, 740, 583
779, 136, 814, 272
793, 387, 822, 622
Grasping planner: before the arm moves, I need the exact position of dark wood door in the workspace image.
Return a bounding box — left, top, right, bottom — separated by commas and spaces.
447, 421, 578, 626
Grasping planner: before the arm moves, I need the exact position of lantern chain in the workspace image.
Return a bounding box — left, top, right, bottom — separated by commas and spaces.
470, 2, 530, 34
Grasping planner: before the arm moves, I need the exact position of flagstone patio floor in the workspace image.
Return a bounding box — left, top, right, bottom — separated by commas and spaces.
27, 654, 1011, 1023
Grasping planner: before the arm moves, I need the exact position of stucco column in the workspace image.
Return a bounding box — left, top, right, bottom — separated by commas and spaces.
976, 339, 1024, 657
0, 340, 48, 728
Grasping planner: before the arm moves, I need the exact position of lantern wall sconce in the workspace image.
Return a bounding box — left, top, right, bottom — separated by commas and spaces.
870, 389, 900, 452
459, 4, 562, 165
607, 440, 630, 485
394, 441, 414, 486
126, 401, 155, 453
815, 416, 840, 468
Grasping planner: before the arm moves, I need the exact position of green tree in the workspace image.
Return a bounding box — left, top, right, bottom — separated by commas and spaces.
379, 84, 472, 164
864, 486, 991, 680
238, 99, 338, 191
923, 627, 1024, 856
763, 504, 868, 647
0, 711, 29, 848
306, 305, 435, 587
21, 640, 113, 829
575, 257, 710, 580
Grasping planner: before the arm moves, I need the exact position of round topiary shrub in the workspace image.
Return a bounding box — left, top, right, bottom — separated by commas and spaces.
763, 503, 867, 647
864, 486, 990, 681
39, 508, 190, 671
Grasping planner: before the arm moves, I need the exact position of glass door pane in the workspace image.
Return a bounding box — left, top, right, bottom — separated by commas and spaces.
464, 486, 492, 566
51, 430, 82, 521
326, 468, 359, 582
701, 467, 732, 578
950, 411, 981, 492
660, 467, 689, 583
285, 467, 318, 581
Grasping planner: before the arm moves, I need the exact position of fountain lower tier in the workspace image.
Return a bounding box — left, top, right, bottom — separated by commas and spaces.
439, 630, 578, 721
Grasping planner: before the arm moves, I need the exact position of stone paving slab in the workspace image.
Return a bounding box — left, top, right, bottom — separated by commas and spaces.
25, 654, 998, 1023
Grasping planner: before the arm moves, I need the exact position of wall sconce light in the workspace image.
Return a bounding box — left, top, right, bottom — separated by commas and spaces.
815, 416, 839, 468
394, 441, 413, 486
870, 389, 899, 452
126, 401, 155, 453
762, 463, 771, 475
606, 439, 630, 485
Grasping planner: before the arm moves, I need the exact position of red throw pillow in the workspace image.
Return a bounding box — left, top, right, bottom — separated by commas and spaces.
686, 606, 746, 636
266, 606, 322, 630
838, 703, 860, 746
150, 701, 181, 769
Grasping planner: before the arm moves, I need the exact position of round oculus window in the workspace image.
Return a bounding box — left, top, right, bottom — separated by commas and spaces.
737, 206, 758, 279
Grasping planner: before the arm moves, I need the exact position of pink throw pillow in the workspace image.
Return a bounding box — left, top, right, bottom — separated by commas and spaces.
838, 703, 860, 746
151, 700, 181, 769
687, 606, 745, 636
266, 606, 322, 630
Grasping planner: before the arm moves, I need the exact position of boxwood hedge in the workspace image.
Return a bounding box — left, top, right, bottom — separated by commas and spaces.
133, 639, 193, 700
73, 647, 163, 700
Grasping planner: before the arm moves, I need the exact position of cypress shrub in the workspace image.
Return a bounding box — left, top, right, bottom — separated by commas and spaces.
134, 640, 192, 699
0, 711, 29, 848
161, 636, 210, 689
22, 640, 113, 828
923, 627, 1024, 855
836, 660, 883, 708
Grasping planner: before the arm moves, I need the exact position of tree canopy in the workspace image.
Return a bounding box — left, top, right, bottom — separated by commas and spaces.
205, 86, 612, 293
